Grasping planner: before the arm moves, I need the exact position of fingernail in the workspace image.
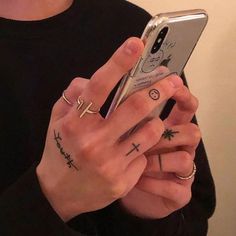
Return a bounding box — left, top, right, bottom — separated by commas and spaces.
168, 75, 183, 88
124, 40, 139, 55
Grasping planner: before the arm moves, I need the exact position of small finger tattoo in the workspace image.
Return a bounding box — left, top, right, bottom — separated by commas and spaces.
158, 154, 163, 172
126, 143, 140, 156
54, 130, 79, 171
149, 89, 160, 100
162, 129, 179, 141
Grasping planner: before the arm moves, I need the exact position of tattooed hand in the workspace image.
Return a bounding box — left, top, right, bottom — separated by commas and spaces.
36, 37, 184, 222
120, 86, 201, 219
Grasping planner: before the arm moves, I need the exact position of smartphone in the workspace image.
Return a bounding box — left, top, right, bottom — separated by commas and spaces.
106, 9, 208, 120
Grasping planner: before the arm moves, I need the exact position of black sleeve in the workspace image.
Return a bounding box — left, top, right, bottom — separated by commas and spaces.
0, 164, 91, 236
0, 1, 215, 235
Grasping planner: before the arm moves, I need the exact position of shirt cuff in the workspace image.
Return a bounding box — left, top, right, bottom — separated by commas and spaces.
92, 199, 185, 236
0, 163, 90, 236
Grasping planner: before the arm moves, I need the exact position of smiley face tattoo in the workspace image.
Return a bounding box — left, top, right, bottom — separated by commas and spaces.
162, 129, 179, 141
149, 89, 160, 100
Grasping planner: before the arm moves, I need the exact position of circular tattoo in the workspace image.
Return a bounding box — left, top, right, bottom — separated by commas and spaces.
149, 89, 160, 100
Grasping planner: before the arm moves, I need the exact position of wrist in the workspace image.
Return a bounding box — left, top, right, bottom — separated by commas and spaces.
36, 163, 81, 222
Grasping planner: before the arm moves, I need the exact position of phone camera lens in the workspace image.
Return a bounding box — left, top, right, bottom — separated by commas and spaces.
151, 27, 169, 54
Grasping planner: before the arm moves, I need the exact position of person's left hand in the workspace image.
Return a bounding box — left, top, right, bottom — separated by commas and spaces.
120, 85, 201, 219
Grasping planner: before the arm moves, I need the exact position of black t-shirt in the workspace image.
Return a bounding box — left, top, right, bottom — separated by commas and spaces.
0, 0, 215, 235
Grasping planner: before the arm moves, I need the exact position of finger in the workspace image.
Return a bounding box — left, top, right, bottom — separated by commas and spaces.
122, 154, 147, 196
105, 74, 183, 138
79, 37, 144, 110
52, 77, 89, 120
147, 123, 201, 155
136, 176, 192, 208
117, 118, 164, 165
144, 151, 194, 178
164, 86, 199, 127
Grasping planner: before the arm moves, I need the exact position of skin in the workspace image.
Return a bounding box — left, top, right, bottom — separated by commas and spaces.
1, 0, 201, 222
121, 92, 200, 219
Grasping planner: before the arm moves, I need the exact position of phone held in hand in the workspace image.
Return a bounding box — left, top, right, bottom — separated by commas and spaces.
106, 9, 208, 119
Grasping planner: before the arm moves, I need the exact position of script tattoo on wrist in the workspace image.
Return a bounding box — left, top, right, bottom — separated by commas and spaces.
149, 89, 160, 100
162, 129, 179, 141
54, 130, 79, 171
126, 143, 140, 156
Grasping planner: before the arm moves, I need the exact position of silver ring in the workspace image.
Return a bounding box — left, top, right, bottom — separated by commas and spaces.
175, 163, 197, 180
62, 91, 73, 106
76, 96, 100, 118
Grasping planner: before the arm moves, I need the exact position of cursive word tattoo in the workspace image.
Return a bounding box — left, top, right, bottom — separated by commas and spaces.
162, 129, 179, 141
125, 143, 140, 156
54, 130, 79, 171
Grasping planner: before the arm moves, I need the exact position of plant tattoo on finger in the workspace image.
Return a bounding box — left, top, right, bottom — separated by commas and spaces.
162, 129, 179, 141
54, 130, 79, 171
126, 143, 140, 156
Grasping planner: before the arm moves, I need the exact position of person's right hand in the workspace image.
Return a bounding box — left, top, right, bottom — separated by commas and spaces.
36, 37, 184, 222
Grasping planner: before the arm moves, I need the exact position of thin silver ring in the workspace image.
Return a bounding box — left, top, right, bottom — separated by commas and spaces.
62, 91, 73, 106
175, 163, 197, 180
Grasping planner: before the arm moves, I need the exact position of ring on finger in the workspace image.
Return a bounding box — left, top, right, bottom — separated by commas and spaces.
62, 91, 73, 106
175, 162, 196, 180
76, 96, 100, 118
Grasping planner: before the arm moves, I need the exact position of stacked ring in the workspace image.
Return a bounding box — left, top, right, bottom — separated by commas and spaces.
175, 163, 197, 180
62, 91, 100, 118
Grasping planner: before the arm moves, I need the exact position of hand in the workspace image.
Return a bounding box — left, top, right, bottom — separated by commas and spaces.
36, 37, 184, 222
120, 86, 201, 219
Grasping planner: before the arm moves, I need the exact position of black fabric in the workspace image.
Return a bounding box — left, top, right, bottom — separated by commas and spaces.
0, 0, 215, 235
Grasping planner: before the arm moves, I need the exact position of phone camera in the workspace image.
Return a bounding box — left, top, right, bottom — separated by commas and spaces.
151, 27, 169, 54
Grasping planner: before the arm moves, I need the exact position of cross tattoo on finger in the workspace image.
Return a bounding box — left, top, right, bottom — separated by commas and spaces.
126, 143, 140, 156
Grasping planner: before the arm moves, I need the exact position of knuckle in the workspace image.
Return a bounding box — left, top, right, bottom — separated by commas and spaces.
180, 190, 192, 207
165, 182, 192, 209
79, 136, 101, 159
144, 119, 164, 141
70, 77, 81, 89
191, 95, 199, 111
110, 180, 127, 199
61, 116, 75, 137
98, 162, 117, 180
79, 129, 108, 160
79, 140, 93, 157
157, 80, 174, 99
87, 77, 102, 94
188, 123, 201, 144
129, 93, 151, 116
180, 152, 193, 174
168, 182, 181, 198
172, 185, 180, 197
154, 118, 165, 134
51, 102, 59, 114
68, 77, 87, 94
